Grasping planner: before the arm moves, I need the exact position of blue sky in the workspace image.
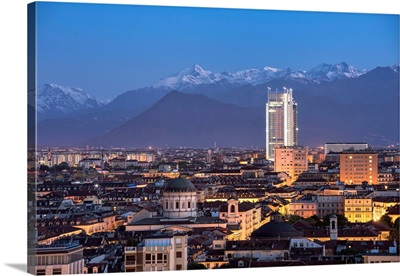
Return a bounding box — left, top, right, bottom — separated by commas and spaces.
36, 2, 399, 99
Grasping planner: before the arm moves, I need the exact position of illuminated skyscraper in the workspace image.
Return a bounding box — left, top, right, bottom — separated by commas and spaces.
266, 87, 298, 160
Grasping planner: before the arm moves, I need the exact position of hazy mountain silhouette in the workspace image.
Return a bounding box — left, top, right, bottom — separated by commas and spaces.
90, 91, 265, 148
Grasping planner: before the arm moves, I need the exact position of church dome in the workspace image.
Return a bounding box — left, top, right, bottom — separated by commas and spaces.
164, 177, 196, 192
251, 212, 303, 240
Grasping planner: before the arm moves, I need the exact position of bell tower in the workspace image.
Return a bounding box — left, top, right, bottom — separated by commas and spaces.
329, 213, 338, 240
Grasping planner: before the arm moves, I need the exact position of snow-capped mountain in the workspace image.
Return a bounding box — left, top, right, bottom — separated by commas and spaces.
152, 64, 290, 89
30, 84, 110, 117
305, 62, 366, 83
152, 62, 367, 90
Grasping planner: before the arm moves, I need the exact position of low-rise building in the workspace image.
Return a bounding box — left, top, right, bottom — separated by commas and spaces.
28, 240, 84, 275
344, 196, 373, 223
289, 198, 318, 218
124, 232, 188, 272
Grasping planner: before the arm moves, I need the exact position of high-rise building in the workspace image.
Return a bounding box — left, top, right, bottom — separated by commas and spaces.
266, 87, 298, 160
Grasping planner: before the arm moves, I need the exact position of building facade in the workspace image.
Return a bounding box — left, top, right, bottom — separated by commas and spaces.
274, 146, 308, 183
28, 241, 84, 275
339, 150, 378, 184
344, 196, 373, 223
324, 142, 368, 155
266, 87, 298, 160
289, 199, 318, 218
125, 232, 188, 272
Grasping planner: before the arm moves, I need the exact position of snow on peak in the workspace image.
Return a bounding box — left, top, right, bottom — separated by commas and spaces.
152, 64, 294, 89
33, 84, 109, 114
152, 64, 217, 89
306, 62, 364, 82
152, 62, 366, 89
262, 66, 281, 72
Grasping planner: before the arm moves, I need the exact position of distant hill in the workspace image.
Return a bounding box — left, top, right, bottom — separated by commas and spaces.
90, 91, 265, 148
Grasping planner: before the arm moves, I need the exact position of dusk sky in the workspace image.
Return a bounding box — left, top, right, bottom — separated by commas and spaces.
36, 2, 399, 100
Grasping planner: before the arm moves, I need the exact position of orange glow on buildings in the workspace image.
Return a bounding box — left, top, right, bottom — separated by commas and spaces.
274, 146, 308, 184
339, 150, 378, 184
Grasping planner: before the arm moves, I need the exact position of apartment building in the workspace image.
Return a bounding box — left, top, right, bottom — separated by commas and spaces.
124, 232, 188, 272
339, 150, 378, 184
274, 146, 308, 183
344, 196, 373, 223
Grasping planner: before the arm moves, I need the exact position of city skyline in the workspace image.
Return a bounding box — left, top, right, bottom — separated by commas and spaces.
36, 2, 399, 99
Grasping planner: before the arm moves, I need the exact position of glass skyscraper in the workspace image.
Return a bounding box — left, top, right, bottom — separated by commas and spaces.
265, 87, 298, 160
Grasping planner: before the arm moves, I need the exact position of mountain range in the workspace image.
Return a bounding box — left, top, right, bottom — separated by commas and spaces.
30, 84, 111, 121
30, 62, 399, 149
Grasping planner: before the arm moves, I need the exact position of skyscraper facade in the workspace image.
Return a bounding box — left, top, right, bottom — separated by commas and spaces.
266, 87, 298, 160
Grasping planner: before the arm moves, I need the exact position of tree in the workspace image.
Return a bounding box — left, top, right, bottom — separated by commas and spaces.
323, 214, 349, 227
379, 214, 394, 228
187, 262, 207, 270
54, 162, 70, 172
308, 215, 324, 228
287, 215, 303, 224
39, 164, 50, 172
389, 217, 399, 241
126, 238, 138, 247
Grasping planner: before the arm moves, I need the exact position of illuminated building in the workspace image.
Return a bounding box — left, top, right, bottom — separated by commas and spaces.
339, 150, 378, 184
125, 232, 188, 272
266, 87, 298, 160
344, 196, 373, 223
274, 146, 308, 183
28, 241, 84, 275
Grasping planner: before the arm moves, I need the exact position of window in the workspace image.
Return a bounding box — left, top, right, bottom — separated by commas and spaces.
36, 269, 46, 275
145, 254, 152, 263
175, 201, 179, 209
188, 201, 191, 208
176, 265, 182, 270
165, 201, 168, 209
157, 253, 163, 263
53, 268, 62, 275
176, 251, 182, 258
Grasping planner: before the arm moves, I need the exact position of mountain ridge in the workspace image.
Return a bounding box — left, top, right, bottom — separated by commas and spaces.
33, 63, 399, 148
